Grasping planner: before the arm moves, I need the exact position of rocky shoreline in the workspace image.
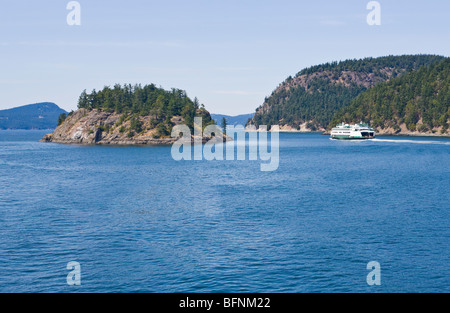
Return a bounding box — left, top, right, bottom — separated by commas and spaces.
41, 109, 230, 145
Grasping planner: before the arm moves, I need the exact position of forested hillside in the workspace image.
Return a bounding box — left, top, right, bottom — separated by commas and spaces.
250, 55, 445, 130
330, 58, 450, 134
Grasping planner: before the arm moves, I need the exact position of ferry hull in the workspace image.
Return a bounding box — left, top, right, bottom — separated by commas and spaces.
331, 135, 375, 140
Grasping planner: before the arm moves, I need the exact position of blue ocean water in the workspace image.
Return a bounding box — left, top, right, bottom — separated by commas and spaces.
0, 130, 449, 293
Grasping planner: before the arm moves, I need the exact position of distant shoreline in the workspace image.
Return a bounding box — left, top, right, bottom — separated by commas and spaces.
321, 131, 450, 138
2, 128, 449, 140
241, 128, 450, 138
371, 133, 450, 138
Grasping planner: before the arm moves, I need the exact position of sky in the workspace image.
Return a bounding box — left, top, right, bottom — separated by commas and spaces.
0, 0, 449, 115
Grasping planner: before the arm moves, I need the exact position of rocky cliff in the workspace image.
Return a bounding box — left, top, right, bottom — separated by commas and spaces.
41, 109, 227, 145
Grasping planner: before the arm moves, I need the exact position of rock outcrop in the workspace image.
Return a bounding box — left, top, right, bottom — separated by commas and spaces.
41, 109, 229, 145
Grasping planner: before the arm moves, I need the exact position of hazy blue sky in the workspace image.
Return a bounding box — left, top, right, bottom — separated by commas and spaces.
0, 0, 449, 115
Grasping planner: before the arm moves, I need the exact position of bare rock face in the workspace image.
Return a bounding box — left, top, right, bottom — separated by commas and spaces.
40, 109, 179, 145
41, 109, 231, 145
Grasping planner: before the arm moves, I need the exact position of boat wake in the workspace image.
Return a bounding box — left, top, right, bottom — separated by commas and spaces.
371, 138, 450, 145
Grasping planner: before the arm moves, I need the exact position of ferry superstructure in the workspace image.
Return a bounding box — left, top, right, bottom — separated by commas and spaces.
331, 122, 375, 140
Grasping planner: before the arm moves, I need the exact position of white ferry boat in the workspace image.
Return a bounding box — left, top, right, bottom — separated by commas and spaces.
331, 122, 376, 140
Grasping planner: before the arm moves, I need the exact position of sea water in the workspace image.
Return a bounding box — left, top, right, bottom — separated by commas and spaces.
0, 130, 448, 292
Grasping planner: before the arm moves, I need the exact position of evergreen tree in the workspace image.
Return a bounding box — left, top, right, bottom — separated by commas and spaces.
221, 117, 227, 134
57, 113, 67, 126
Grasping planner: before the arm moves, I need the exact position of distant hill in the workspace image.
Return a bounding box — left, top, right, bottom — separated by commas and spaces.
330, 58, 450, 135
0, 102, 68, 130
250, 55, 446, 131
211, 113, 255, 127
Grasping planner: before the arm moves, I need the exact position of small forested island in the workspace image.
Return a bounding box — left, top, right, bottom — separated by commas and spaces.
41, 84, 219, 145
249, 54, 449, 136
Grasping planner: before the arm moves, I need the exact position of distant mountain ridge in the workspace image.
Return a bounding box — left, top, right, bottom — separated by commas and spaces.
211, 113, 255, 127
0, 102, 67, 130
250, 55, 446, 131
